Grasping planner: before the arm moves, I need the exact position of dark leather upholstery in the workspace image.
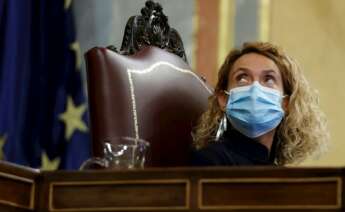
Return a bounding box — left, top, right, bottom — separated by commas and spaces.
85, 46, 212, 166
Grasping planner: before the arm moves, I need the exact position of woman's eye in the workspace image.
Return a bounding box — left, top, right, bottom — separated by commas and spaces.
264, 75, 276, 86
236, 74, 249, 85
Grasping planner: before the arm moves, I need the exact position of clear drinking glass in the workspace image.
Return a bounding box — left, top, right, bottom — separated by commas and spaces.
80, 137, 150, 170
103, 137, 150, 169
79, 157, 108, 170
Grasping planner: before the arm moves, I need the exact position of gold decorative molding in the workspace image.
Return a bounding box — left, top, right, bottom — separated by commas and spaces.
49, 179, 191, 211
198, 177, 342, 210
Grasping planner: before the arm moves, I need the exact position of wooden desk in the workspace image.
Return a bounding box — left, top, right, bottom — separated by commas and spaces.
0, 161, 344, 211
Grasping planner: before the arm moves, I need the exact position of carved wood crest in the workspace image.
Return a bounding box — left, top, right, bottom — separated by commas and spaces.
107, 0, 188, 63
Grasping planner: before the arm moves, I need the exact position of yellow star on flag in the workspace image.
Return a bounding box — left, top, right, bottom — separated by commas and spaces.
0, 134, 6, 160
59, 96, 88, 141
64, 0, 72, 10
69, 41, 81, 70
41, 151, 60, 170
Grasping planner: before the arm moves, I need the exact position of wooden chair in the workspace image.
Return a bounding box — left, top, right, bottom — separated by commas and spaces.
84, 0, 212, 166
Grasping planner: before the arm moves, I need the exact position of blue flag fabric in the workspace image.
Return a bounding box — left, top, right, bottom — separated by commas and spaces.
0, 0, 91, 169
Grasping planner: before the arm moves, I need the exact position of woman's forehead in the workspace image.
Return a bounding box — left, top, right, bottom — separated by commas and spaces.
230, 53, 280, 74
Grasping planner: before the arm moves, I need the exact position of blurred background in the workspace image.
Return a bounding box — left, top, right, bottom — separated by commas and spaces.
0, 0, 344, 169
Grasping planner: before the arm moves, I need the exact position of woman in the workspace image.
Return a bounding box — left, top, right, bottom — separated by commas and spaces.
192, 42, 329, 166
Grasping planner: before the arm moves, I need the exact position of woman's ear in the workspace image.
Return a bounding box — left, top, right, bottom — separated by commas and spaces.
217, 92, 228, 112
282, 96, 290, 113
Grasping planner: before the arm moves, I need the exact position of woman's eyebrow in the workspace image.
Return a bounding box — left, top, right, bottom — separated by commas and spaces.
236, 67, 251, 72
231, 67, 250, 75
262, 69, 277, 74
262, 69, 279, 75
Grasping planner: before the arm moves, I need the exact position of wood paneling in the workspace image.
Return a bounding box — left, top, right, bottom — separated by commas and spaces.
49, 180, 190, 211
0, 161, 38, 211
0, 161, 344, 211
199, 178, 341, 210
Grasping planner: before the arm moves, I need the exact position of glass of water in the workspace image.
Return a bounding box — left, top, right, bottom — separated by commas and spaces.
103, 137, 150, 169
80, 137, 150, 170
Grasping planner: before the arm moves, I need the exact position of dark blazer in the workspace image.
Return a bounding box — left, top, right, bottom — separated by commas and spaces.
191, 128, 277, 166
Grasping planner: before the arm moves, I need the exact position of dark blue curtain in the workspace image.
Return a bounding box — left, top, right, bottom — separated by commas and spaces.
0, 0, 91, 169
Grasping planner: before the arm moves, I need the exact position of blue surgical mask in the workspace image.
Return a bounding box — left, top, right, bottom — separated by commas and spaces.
225, 81, 285, 138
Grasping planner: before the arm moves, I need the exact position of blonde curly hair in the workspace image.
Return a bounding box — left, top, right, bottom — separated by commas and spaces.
193, 42, 329, 165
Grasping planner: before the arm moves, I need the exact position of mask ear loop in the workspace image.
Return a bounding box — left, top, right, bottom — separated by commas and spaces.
215, 115, 227, 141
215, 90, 230, 141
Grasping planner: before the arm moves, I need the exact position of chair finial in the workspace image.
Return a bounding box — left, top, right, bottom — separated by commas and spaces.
108, 0, 188, 63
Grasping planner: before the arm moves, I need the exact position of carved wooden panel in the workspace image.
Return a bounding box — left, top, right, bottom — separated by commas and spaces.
48, 179, 190, 211
199, 177, 342, 210
0, 172, 35, 210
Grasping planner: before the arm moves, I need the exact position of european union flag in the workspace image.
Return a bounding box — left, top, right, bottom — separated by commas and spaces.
0, 0, 90, 170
